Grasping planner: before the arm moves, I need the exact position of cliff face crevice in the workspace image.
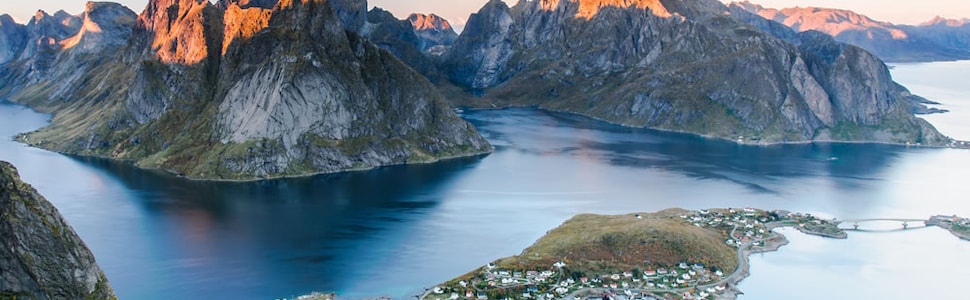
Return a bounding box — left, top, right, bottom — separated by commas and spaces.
0, 161, 116, 300
439, 0, 948, 145
0, 0, 491, 180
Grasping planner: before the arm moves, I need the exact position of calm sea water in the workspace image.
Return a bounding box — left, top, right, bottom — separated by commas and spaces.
892, 60, 970, 141
0, 62, 968, 300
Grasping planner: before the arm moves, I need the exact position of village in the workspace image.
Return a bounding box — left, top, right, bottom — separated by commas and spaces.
421, 208, 840, 300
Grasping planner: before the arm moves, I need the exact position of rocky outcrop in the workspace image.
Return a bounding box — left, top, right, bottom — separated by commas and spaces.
329, 0, 367, 33
0, 161, 116, 300
408, 13, 458, 52
60, 2, 138, 53
732, 1, 970, 62
440, 0, 948, 145
0, 15, 26, 64
361, 8, 444, 80
0, 3, 138, 99
1, 0, 490, 180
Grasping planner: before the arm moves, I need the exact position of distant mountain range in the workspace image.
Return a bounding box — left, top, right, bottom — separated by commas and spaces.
0, 0, 955, 180
731, 1, 970, 62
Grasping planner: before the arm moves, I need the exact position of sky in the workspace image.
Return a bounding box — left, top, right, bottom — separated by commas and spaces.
1, 0, 969, 29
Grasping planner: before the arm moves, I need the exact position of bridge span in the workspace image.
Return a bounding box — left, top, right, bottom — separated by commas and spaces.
835, 218, 930, 230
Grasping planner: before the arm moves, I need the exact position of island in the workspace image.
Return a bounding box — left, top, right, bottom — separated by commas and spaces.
417, 209, 968, 300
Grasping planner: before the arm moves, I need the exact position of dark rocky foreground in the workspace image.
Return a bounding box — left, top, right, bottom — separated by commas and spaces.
0, 161, 115, 299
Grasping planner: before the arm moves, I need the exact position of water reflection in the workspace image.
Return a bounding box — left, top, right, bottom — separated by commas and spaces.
2, 100, 969, 299
466, 109, 905, 195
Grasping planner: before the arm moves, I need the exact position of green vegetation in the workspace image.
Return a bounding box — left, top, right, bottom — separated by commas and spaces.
496, 210, 737, 274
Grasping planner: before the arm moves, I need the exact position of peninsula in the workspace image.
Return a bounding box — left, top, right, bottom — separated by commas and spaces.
418, 209, 969, 300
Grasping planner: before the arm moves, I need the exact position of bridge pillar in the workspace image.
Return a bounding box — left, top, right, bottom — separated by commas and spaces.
903, 222, 908, 229
853, 223, 859, 230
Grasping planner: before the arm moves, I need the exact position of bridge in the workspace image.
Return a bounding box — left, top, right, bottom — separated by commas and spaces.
836, 218, 930, 231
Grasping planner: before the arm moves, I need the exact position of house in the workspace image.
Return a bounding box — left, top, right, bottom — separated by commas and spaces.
466, 291, 474, 298
580, 277, 589, 284
657, 268, 668, 274
527, 286, 539, 293
477, 291, 488, 299
611, 274, 621, 280
609, 283, 618, 289
679, 262, 689, 269
513, 271, 523, 278
644, 269, 657, 277
553, 261, 567, 268
459, 281, 468, 287
451, 292, 459, 299
622, 271, 633, 278
527, 271, 539, 278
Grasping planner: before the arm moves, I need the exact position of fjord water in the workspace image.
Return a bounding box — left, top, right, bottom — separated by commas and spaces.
0, 62, 968, 300
892, 60, 970, 140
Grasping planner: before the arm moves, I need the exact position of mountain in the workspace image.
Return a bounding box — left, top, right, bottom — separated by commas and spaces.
440, 0, 947, 145
0, 161, 116, 299
732, 1, 970, 62
0, 0, 490, 181
0, 14, 26, 64
408, 13, 458, 53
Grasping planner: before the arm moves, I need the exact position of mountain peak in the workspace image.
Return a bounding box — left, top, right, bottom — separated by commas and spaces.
920, 16, 970, 27
408, 13, 453, 31
61, 1, 137, 51
0, 14, 16, 25
537, 0, 672, 19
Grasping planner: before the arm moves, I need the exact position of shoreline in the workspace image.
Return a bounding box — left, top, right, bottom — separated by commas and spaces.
460, 106, 966, 149
5, 101, 494, 183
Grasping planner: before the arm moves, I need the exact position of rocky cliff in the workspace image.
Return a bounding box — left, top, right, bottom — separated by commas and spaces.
0, 15, 26, 64
732, 1, 970, 62
0, 0, 490, 180
0, 161, 115, 300
440, 0, 948, 145
408, 13, 458, 53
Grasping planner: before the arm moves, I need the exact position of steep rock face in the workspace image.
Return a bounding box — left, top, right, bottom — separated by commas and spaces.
2, 0, 490, 180
0, 161, 115, 300
136, 0, 223, 65
20, 11, 82, 61
408, 13, 458, 52
732, 1, 970, 62
443, 0, 515, 90
60, 2, 138, 53
0, 15, 27, 64
0, 3, 138, 101
362, 8, 443, 80
329, 0, 367, 33
441, 0, 947, 144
